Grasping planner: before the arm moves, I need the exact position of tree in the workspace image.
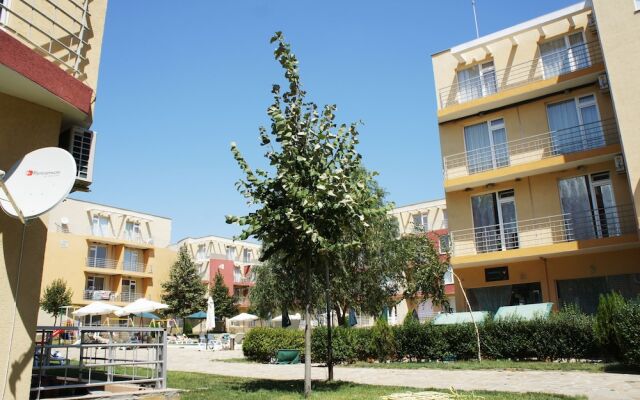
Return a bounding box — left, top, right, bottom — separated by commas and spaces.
162, 245, 207, 321
401, 233, 450, 310
40, 278, 72, 325
209, 272, 238, 322
227, 32, 387, 396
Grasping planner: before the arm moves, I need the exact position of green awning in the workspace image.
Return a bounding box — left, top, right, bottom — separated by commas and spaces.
494, 303, 553, 321
186, 311, 207, 319
432, 311, 489, 325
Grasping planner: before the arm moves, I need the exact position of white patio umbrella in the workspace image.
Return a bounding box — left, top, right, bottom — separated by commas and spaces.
115, 298, 168, 316
72, 302, 123, 317
205, 296, 216, 330
272, 313, 301, 322
229, 313, 259, 322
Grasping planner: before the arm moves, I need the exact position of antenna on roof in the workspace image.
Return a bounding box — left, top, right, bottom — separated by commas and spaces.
472, 0, 480, 38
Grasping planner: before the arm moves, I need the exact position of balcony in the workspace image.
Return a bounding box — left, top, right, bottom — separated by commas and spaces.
85, 257, 118, 270
0, 0, 91, 79
450, 205, 637, 262
439, 41, 603, 108
83, 289, 116, 301
444, 119, 620, 186
122, 260, 153, 274
234, 276, 255, 285
117, 292, 144, 303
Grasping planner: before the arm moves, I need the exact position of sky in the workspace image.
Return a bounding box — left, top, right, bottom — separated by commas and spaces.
80, 0, 577, 243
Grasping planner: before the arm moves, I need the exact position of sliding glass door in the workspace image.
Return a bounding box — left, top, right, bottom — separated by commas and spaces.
471, 189, 518, 253
540, 32, 590, 78
547, 94, 604, 155
457, 61, 497, 103
464, 118, 509, 174
559, 172, 619, 240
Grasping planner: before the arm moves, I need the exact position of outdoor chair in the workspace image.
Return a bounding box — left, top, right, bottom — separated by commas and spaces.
275, 349, 301, 364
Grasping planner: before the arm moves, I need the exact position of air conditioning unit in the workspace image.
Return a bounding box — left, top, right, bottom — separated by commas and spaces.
598, 74, 609, 91
614, 154, 626, 174
59, 127, 97, 190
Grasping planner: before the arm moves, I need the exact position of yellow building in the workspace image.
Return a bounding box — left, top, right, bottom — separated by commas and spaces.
0, 1, 108, 398
432, 1, 640, 314
38, 199, 176, 324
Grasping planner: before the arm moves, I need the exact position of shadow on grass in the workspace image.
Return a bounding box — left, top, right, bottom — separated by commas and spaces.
602, 363, 640, 375
239, 378, 360, 394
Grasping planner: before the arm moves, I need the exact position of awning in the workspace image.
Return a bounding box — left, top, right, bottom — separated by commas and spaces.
186, 311, 207, 319
432, 311, 489, 325
494, 303, 553, 321
134, 312, 160, 320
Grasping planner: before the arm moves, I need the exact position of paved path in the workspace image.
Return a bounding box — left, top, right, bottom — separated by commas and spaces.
166, 347, 640, 400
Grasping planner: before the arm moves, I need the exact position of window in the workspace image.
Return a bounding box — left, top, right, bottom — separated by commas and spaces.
243, 248, 253, 262
91, 215, 110, 237
540, 32, 590, 78
196, 244, 206, 260
124, 221, 141, 242
0, 0, 9, 25
123, 248, 143, 272
485, 266, 509, 282
464, 118, 509, 174
86, 276, 105, 291
234, 267, 242, 282
443, 265, 454, 285
457, 61, 497, 103
559, 172, 620, 241
467, 282, 542, 313
471, 189, 518, 253
439, 234, 451, 254
636, 0, 640, 11
412, 214, 428, 232
557, 273, 640, 314
226, 246, 237, 260
442, 210, 448, 229
88, 244, 108, 267
547, 94, 604, 155
122, 279, 137, 302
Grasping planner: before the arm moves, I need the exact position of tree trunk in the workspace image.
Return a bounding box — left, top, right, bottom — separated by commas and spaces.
334, 306, 346, 327
324, 258, 333, 381
304, 263, 312, 397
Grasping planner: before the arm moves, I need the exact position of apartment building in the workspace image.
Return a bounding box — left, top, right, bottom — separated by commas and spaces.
388, 199, 455, 324
175, 235, 262, 312
38, 199, 176, 324
0, 1, 108, 398
432, 1, 640, 315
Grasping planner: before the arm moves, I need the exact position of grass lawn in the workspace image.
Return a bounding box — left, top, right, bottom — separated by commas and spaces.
167, 371, 585, 400
345, 360, 607, 373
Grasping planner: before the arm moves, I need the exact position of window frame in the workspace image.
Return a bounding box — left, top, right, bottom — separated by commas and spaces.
539, 31, 590, 79
456, 60, 497, 103
463, 117, 509, 174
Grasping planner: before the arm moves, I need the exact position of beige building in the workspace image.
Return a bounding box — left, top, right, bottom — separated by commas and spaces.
0, 1, 108, 398
38, 199, 176, 324
432, 1, 640, 314
175, 236, 261, 312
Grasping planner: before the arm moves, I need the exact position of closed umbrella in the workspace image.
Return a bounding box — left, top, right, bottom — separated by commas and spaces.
206, 297, 216, 331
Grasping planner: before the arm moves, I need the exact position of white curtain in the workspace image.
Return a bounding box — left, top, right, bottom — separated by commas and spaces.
491, 122, 509, 167
579, 101, 604, 149
559, 176, 595, 240
540, 37, 569, 77
457, 66, 482, 103
547, 99, 580, 154
464, 122, 492, 173
568, 33, 589, 70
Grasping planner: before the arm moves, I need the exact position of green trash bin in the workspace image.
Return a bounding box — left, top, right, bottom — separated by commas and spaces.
276, 349, 300, 364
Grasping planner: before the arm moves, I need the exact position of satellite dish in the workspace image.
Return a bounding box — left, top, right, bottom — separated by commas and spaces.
0, 147, 76, 223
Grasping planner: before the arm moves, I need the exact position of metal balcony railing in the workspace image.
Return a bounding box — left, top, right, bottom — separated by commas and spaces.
85, 257, 118, 269
32, 326, 167, 397
450, 205, 636, 257
118, 292, 144, 303
234, 276, 255, 284
444, 119, 619, 179
0, 0, 92, 79
438, 41, 603, 109
83, 290, 116, 301
123, 261, 152, 274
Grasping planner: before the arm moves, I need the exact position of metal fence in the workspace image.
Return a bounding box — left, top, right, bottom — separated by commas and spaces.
450, 204, 636, 257
32, 326, 167, 398
438, 41, 603, 109
443, 119, 619, 179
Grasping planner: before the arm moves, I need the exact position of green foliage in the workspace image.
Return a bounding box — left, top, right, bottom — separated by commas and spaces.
183, 321, 193, 335
612, 300, 640, 367
40, 278, 73, 324
161, 245, 207, 319
371, 318, 395, 362
594, 292, 626, 360
400, 233, 450, 308
210, 272, 238, 320
242, 327, 305, 362
244, 307, 601, 364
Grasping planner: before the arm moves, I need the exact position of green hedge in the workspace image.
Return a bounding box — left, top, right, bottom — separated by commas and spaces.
614, 301, 640, 367
243, 308, 599, 364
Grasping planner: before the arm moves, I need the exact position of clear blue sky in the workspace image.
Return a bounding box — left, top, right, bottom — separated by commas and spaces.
79, 0, 577, 243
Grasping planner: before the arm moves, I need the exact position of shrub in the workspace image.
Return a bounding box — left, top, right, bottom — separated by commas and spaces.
595, 292, 626, 360
370, 319, 395, 361
183, 321, 193, 335
535, 305, 597, 360
611, 299, 640, 367
242, 327, 304, 362
312, 327, 373, 363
